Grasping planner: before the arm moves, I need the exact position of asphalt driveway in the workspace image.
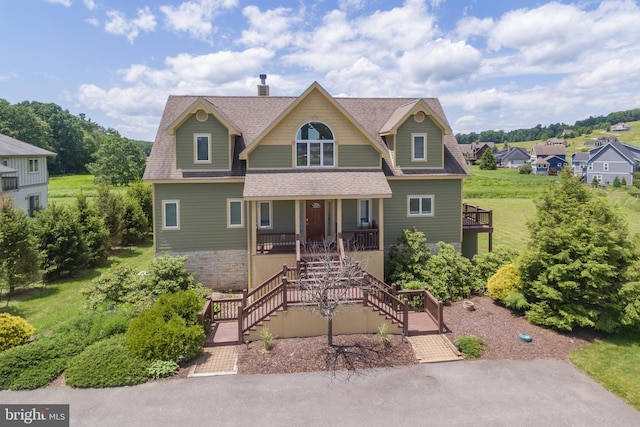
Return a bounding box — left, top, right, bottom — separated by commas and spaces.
1, 359, 638, 426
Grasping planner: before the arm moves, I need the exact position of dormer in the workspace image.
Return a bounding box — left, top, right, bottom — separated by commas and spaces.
168, 98, 240, 172
380, 100, 451, 169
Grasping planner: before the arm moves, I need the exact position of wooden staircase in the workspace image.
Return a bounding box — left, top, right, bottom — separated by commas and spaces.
199, 235, 444, 346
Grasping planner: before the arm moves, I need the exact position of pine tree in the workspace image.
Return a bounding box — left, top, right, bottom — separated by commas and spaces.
478, 149, 497, 170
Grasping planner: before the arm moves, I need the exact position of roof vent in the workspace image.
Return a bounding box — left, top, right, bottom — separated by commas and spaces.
258, 74, 269, 96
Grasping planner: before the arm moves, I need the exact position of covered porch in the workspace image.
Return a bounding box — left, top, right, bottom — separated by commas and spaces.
243, 170, 392, 288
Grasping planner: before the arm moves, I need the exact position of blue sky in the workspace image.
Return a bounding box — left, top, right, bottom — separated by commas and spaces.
1, 0, 639, 141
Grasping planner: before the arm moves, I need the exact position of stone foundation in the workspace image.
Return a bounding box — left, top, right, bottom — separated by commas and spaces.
172, 250, 248, 291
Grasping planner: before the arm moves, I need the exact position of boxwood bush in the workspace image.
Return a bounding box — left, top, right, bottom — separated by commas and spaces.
126, 290, 204, 363
65, 335, 150, 388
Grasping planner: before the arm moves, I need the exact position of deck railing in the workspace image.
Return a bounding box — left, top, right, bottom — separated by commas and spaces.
397, 288, 444, 333
203, 263, 443, 342
462, 203, 492, 228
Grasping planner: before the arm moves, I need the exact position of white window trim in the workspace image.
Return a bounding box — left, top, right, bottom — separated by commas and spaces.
194, 133, 212, 164
595, 175, 603, 183
28, 158, 39, 173
603, 162, 609, 171
407, 195, 434, 217
588, 163, 593, 171
227, 199, 244, 228
411, 133, 427, 161
162, 200, 180, 230
258, 201, 272, 229
358, 199, 371, 227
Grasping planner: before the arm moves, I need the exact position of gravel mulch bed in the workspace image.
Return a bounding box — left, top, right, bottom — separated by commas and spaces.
237, 334, 416, 375
443, 295, 606, 360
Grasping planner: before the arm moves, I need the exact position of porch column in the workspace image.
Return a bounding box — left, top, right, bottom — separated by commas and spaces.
295, 200, 301, 239
378, 198, 384, 250
336, 199, 343, 235
251, 201, 257, 256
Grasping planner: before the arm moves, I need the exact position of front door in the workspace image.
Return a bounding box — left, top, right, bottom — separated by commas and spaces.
305, 200, 325, 242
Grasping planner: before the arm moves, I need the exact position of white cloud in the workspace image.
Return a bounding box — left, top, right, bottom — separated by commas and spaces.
399, 38, 481, 84
160, 0, 238, 41
239, 6, 301, 50
105, 7, 157, 43
45, 0, 71, 6
83, 0, 95, 10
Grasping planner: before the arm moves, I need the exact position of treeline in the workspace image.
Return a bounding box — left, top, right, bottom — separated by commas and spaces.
0, 99, 152, 178
456, 108, 640, 144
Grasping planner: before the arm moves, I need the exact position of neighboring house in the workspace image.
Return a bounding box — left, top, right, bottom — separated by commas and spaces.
562, 129, 574, 137
458, 142, 495, 164
494, 147, 529, 168
0, 133, 56, 215
530, 142, 567, 175
545, 138, 567, 146
571, 151, 590, 179
144, 80, 493, 290
584, 141, 640, 185
611, 122, 630, 132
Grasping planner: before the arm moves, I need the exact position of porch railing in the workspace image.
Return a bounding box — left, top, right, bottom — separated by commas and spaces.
342, 229, 379, 251
256, 231, 296, 253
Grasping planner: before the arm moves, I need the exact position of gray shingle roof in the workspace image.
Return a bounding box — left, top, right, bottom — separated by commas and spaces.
243, 170, 392, 199
0, 133, 56, 156
0, 164, 17, 174
531, 143, 566, 157
144, 86, 468, 181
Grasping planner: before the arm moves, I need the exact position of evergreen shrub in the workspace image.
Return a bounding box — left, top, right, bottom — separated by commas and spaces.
0, 313, 36, 352
65, 335, 150, 388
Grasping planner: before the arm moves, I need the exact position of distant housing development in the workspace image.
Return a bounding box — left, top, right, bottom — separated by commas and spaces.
573, 138, 640, 186
0, 133, 56, 215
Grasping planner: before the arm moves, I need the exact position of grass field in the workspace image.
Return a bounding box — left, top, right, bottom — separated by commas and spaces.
48, 174, 127, 205
570, 331, 640, 411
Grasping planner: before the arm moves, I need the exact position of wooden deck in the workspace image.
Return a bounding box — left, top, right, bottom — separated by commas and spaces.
205, 310, 439, 347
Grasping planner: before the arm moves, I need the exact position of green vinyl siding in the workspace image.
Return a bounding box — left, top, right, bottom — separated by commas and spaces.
341, 198, 379, 230
175, 115, 230, 170
384, 179, 462, 245
338, 145, 380, 168
154, 182, 246, 252
271, 200, 296, 233
396, 116, 443, 169
248, 145, 292, 169
342, 200, 358, 230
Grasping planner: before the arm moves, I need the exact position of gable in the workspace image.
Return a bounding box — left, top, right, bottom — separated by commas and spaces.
243, 85, 383, 169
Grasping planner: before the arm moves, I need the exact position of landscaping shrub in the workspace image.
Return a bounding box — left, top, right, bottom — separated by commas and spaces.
0, 313, 36, 351
472, 247, 519, 293
487, 263, 522, 303
83, 265, 141, 309
126, 181, 153, 227
422, 242, 475, 302
0, 333, 85, 390
148, 360, 180, 379
518, 163, 533, 174
0, 309, 133, 390
65, 335, 150, 388
455, 336, 486, 359
142, 254, 201, 295
613, 176, 622, 188
386, 228, 430, 284
126, 290, 204, 363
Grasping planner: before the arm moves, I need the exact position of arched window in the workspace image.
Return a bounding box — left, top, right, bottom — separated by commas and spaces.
295, 122, 335, 167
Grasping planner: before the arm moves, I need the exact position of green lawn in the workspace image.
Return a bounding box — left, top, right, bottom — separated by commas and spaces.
48, 174, 127, 205
570, 331, 640, 411
1, 242, 155, 332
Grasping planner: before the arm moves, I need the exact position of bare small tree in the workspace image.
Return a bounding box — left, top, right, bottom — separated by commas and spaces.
295, 240, 370, 346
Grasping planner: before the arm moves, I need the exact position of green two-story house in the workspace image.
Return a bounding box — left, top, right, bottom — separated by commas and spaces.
144, 81, 490, 290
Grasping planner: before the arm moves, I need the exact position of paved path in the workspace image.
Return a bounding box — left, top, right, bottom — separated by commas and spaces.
2, 360, 638, 426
